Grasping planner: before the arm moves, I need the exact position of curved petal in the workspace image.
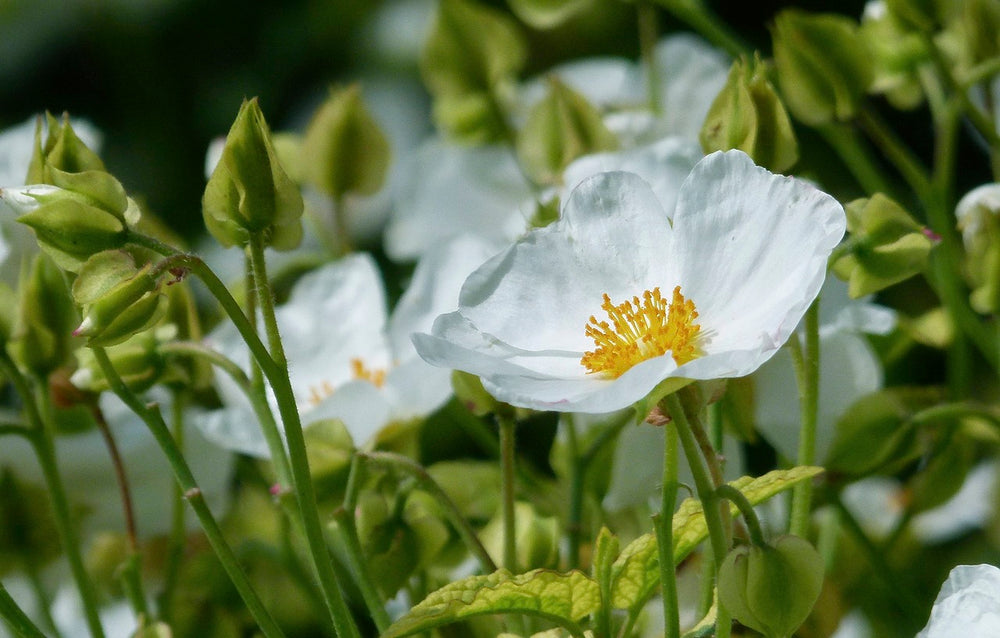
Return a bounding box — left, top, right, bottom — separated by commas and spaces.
917, 564, 1000, 637
307, 379, 392, 446
650, 34, 731, 140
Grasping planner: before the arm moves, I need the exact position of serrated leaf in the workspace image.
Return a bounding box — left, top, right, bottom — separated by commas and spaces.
382, 569, 600, 638
609, 466, 823, 611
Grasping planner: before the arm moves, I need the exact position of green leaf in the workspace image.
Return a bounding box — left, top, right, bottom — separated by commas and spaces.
609, 466, 823, 611
382, 569, 600, 638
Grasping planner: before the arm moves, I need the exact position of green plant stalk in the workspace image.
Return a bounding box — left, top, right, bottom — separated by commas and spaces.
909, 401, 1000, 428
497, 413, 518, 572
158, 390, 189, 623
637, 1, 662, 115
663, 392, 731, 638
814, 124, 902, 199
654, 0, 746, 59
0, 351, 105, 638
789, 301, 819, 538
856, 107, 933, 204
655, 424, 681, 638
246, 234, 362, 638
333, 455, 391, 633
715, 485, 766, 547
0, 580, 46, 638
564, 415, 585, 570
90, 346, 287, 638
25, 560, 61, 638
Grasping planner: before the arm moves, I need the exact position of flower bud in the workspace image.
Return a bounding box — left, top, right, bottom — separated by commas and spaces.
301, 84, 391, 201
718, 535, 824, 638
700, 54, 798, 173
452, 370, 502, 417
956, 184, 1000, 314
771, 9, 873, 126
481, 501, 560, 570
72, 250, 166, 347
202, 98, 304, 250
71, 328, 167, 393
832, 193, 933, 297
8, 253, 78, 376
516, 76, 618, 185
26, 112, 105, 183
860, 2, 928, 110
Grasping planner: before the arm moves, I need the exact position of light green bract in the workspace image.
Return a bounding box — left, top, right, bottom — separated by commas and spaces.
382, 569, 600, 638
609, 466, 824, 612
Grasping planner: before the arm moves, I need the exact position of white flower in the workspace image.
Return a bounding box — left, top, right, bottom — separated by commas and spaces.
917, 564, 1000, 637
198, 238, 499, 456
955, 183, 1000, 251
754, 276, 895, 462
414, 150, 846, 414
0, 390, 232, 539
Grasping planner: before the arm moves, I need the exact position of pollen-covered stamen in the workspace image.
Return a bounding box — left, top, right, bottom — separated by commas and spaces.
350, 358, 387, 388
581, 286, 701, 378
307, 380, 335, 406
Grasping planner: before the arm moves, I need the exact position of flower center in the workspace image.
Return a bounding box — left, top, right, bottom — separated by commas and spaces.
350, 358, 386, 388
581, 286, 701, 378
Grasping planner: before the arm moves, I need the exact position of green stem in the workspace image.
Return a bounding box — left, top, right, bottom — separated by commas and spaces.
25, 559, 61, 638
637, 1, 662, 115
655, 424, 680, 638
654, 0, 747, 59
90, 347, 287, 638
715, 485, 766, 547
0, 352, 106, 638
332, 455, 391, 633
497, 413, 518, 572
790, 300, 820, 538
814, 123, 901, 199
246, 234, 361, 638
856, 107, 933, 203
910, 401, 1000, 428
663, 392, 731, 638
564, 415, 585, 570
0, 580, 46, 638
158, 391, 189, 623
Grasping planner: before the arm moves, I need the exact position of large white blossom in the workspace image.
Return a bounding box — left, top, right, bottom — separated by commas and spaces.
917, 564, 1000, 637
198, 238, 499, 456
414, 150, 846, 414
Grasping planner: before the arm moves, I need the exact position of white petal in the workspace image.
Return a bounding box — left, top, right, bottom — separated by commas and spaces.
912, 462, 999, 543
918, 564, 1000, 637
383, 357, 453, 421
307, 380, 392, 446
649, 34, 731, 140
385, 139, 533, 260
671, 150, 845, 374
194, 405, 272, 458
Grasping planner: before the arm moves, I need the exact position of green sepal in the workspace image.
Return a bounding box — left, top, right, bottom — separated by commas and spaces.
832, 194, 933, 297
700, 54, 798, 173
18, 198, 128, 272
427, 460, 501, 522
203, 98, 304, 250
609, 467, 824, 613
8, 253, 79, 376
508, 0, 593, 29
481, 501, 560, 570
516, 76, 618, 185
26, 112, 105, 183
771, 9, 873, 126
451, 370, 502, 417
717, 535, 824, 638
72, 251, 166, 347
72, 328, 166, 393
382, 569, 600, 638
301, 84, 391, 200
860, 4, 927, 109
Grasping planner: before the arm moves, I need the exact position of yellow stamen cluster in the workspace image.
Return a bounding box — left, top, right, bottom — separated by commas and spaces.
307, 380, 335, 406
350, 358, 387, 387
581, 286, 701, 378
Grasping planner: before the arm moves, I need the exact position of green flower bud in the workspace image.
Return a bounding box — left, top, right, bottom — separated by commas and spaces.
203, 98, 304, 250
8, 253, 79, 376
481, 501, 560, 569
301, 84, 391, 200
700, 54, 798, 173
72, 250, 166, 347
26, 112, 105, 183
832, 193, 933, 297
718, 535, 824, 638
516, 76, 618, 185
451, 370, 501, 417
956, 185, 1000, 315
771, 9, 873, 126
860, 2, 927, 110
421, 0, 526, 141
71, 328, 167, 393
885, 0, 951, 33
19, 198, 129, 273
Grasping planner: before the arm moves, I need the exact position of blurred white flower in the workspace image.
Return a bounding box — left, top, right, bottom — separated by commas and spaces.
415, 151, 845, 413
917, 564, 1000, 637
198, 237, 499, 456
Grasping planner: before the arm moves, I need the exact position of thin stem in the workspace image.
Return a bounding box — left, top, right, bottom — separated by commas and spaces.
663, 392, 731, 638
89, 403, 140, 552
90, 347, 287, 638
0, 353, 106, 638
24, 559, 61, 638
497, 413, 518, 572
564, 415, 585, 570
637, 2, 662, 115
790, 300, 820, 538
332, 455, 391, 633
814, 123, 902, 199
247, 234, 362, 638
654, 0, 747, 59
361, 451, 498, 573
715, 485, 766, 547
0, 581, 46, 638
856, 107, 933, 203
158, 390, 189, 623
655, 424, 680, 638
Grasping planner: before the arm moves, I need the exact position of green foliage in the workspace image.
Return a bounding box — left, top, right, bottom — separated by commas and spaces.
72, 250, 166, 347
8, 253, 78, 375
507, 0, 594, 29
